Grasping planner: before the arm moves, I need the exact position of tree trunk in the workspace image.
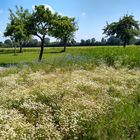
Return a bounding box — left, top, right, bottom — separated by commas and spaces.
19, 45, 22, 53
123, 40, 127, 48
63, 38, 67, 52
63, 42, 67, 52
13, 41, 17, 55
38, 38, 45, 62
14, 46, 16, 55
123, 43, 126, 48
18, 41, 23, 53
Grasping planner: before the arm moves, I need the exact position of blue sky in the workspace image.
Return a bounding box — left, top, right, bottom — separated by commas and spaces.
0, 0, 140, 42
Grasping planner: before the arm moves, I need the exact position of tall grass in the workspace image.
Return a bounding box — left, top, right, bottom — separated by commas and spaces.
0, 46, 139, 139
78, 91, 140, 140
0, 46, 139, 68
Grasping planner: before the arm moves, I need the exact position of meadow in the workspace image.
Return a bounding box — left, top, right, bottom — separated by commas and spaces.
0, 46, 140, 139
0, 46, 140, 68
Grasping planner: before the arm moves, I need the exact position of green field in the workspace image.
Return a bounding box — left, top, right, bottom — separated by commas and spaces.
0, 46, 140, 139
0, 46, 140, 68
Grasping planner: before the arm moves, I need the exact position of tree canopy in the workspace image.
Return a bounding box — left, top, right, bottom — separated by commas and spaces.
25, 5, 78, 61
103, 15, 140, 47
50, 15, 78, 52
4, 6, 31, 53
25, 5, 55, 61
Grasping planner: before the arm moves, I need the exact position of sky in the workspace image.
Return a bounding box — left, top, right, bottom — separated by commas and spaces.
0, 0, 140, 42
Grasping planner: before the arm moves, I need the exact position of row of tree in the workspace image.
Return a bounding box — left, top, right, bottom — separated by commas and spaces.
3, 35, 140, 48
4, 5, 78, 61
3, 5, 140, 61
79, 37, 122, 46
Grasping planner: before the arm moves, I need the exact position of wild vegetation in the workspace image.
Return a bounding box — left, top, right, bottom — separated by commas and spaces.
0, 46, 139, 139
0, 3, 140, 140
0, 46, 139, 69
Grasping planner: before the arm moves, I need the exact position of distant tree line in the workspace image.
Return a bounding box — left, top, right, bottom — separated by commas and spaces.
2, 35, 140, 48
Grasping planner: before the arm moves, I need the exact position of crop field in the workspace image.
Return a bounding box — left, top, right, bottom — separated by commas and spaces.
0, 46, 140, 139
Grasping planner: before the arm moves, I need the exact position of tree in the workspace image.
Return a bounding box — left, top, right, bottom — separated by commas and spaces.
26, 5, 54, 61
103, 15, 140, 48
0, 42, 4, 48
80, 39, 86, 46
44, 38, 50, 46
50, 15, 78, 52
4, 39, 12, 48
85, 39, 91, 46
4, 6, 31, 53
91, 38, 96, 45
106, 36, 121, 45
135, 39, 140, 45
101, 38, 106, 45
26, 39, 39, 47
70, 39, 77, 46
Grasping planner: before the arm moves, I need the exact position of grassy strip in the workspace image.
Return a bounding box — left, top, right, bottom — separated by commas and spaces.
0, 46, 139, 68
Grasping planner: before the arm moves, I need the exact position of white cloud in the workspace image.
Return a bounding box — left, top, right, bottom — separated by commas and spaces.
32, 4, 75, 17
81, 12, 86, 17
32, 5, 35, 10
32, 4, 55, 13
0, 31, 4, 42
0, 31, 2, 36
31, 4, 74, 18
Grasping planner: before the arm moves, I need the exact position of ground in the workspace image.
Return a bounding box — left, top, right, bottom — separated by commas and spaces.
0, 46, 140, 139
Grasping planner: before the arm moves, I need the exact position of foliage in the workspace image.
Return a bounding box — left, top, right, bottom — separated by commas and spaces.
25, 5, 54, 61
4, 39, 12, 48
4, 6, 31, 53
26, 5, 53, 39
50, 15, 78, 52
25, 5, 78, 60
106, 36, 122, 45
103, 15, 140, 47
